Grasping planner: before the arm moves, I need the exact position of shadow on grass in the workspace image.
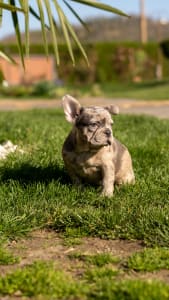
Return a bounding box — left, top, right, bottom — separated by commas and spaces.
1, 163, 71, 185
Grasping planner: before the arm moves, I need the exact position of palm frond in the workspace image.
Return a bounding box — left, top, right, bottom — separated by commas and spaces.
0, 50, 17, 64
44, 0, 59, 65
54, 2, 75, 65
0, 0, 129, 66
29, 4, 50, 30
70, 0, 129, 17
0, 2, 24, 12
63, 0, 89, 31
10, 0, 25, 69
19, 0, 29, 56
0, 1, 3, 26
36, 0, 49, 58
63, 14, 89, 65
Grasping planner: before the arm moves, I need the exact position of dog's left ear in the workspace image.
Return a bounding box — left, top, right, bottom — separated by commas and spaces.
62, 95, 81, 123
104, 105, 119, 115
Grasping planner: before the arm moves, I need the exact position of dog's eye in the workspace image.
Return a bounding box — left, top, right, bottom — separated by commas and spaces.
89, 122, 98, 128
76, 122, 86, 128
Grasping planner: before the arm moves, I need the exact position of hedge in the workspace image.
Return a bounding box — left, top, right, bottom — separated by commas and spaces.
1, 42, 169, 83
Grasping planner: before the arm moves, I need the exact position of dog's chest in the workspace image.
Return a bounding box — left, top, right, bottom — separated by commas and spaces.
75, 151, 102, 180
63, 148, 104, 183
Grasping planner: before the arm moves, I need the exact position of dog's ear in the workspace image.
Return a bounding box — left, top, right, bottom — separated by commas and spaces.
62, 95, 81, 123
104, 105, 119, 115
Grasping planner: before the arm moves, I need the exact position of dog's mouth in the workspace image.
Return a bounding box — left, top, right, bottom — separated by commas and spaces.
78, 129, 112, 149
89, 138, 111, 148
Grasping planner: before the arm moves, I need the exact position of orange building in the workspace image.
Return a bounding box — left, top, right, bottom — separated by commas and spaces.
0, 55, 55, 85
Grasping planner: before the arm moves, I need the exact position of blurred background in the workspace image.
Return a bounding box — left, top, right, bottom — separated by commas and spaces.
0, 0, 169, 101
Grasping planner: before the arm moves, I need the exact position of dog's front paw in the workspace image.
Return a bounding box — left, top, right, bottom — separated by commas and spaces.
101, 188, 114, 197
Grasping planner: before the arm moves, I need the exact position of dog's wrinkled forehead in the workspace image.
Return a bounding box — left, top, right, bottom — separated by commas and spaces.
76, 106, 112, 126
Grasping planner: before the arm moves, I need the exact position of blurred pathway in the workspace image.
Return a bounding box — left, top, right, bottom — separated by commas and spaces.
0, 98, 169, 119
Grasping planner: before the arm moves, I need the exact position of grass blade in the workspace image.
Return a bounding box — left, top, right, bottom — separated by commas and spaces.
53, 1, 75, 65
36, 0, 49, 57
44, 0, 59, 65
10, 0, 25, 69
71, 0, 129, 17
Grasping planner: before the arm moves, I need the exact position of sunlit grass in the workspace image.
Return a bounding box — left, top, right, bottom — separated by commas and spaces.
126, 248, 169, 272
0, 109, 168, 247
0, 260, 169, 299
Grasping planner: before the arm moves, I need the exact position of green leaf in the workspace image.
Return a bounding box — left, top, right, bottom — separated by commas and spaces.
53, 2, 75, 65
49, 0, 89, 65
0, 0, 129, 66
63, 0, 89, 31
44, 0, 59, 65
10, 0, 25, 69
0, 0, 3, 26
36, 0, 49, 57
0, 2, 24, 12
71, 0, 130, 17
19, 0, 29, 56
29, 4, 50, 30
0, 50, 17, 64
63, 15, 89, 65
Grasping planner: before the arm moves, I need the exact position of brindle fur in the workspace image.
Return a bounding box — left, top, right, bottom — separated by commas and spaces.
62, 95, 135, 197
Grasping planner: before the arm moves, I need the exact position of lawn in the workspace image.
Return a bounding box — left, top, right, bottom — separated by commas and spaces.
0, 108, 169, 299
1, 78, 169, 100
77, 79, 169, 100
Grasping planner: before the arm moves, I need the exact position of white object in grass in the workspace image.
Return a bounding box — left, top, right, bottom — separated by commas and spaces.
0, 140, 18, 159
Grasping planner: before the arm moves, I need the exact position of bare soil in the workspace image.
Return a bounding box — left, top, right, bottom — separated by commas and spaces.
1, 229, 169, 284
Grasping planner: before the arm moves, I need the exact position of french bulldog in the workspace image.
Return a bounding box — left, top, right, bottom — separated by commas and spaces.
62, 95, 135, 197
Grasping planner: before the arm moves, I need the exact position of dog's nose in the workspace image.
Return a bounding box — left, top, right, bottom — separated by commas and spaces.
104, 129, 111, 137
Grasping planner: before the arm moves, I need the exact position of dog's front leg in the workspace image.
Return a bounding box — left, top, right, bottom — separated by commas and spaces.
101, 163, 115, 197
65, 164, 82, 187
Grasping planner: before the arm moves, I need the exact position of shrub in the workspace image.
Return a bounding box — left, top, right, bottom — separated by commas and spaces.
160, 40, 169, 59
2, 42, 169, 84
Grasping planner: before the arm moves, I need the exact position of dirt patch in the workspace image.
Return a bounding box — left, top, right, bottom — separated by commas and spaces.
7, 229, 143, 263
1, 229, 169, 284
0, 230, 141, 275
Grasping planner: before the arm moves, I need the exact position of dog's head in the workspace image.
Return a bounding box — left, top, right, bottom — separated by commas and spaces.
62, 95, 119, 149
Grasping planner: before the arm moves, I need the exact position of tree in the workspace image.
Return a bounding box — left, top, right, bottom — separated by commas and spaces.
0, 1, 128, 67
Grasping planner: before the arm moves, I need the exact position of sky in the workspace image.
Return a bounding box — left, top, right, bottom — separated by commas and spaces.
0, 0, 169, 39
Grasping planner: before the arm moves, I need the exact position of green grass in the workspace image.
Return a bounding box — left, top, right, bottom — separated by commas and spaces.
0, 109, 169, 247
89, 279, 169, 300
126, 247, 169, 272
99, 79, 169, 100
0, 260, 169, 299
68, 252, 119, 267
84, 266, 119, 282
1, 78, 169, 100
66, 78, 169, 100
0, 261, 85, 298
0, 247, 19, 265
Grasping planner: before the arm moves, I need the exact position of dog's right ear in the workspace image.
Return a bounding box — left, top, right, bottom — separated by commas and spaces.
104, 105, 119, 115
62, 95, 81, 123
